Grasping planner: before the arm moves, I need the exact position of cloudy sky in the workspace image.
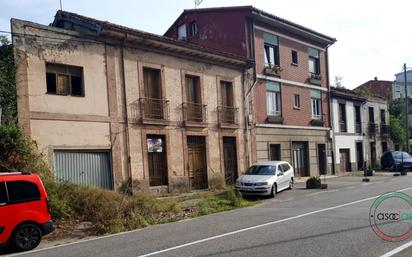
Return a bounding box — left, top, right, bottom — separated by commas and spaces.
1, 0, 411, 88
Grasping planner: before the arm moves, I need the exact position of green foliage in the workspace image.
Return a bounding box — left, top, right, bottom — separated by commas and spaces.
390, 116, 406, 145
306, 176, 321, 189
389, 98, 405, 118
0, 36, 17, 125
355, 87, 373, 97
0, 124, 48, 172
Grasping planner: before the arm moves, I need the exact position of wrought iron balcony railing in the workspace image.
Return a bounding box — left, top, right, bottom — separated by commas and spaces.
217, 106, 238, 125
182, 102, 207, 123
139, 97, 169, 121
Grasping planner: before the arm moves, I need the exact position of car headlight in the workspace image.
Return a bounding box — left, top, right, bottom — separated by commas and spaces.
254, 182, 268, 186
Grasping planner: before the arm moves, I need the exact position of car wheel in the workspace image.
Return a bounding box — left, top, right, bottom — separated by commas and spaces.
12, 224, 42, 251
270, 184, 277, 198
288, 178, 294, 190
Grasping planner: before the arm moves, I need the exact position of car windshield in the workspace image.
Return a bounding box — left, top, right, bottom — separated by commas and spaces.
245, 165, 276, 175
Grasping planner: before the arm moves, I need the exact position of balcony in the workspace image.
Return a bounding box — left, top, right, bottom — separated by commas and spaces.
368, 123, 377, 136
355, 122, 362, 134
217, 106, 239, 128
182, 102, 207, 127
264, 64, 282, 77
139, 97, 169, 125
309, 73, 322, 85
381, 124, 389, 137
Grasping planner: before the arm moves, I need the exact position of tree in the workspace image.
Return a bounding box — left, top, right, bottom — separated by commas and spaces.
0, 35, 17, 124
388, 98, 408, 149
334, 75, 345, 89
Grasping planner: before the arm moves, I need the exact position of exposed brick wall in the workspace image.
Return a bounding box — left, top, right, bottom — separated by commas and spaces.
281, 85, 312, 126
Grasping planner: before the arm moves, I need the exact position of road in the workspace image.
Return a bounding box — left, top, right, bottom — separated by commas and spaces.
4, 175, 412, 257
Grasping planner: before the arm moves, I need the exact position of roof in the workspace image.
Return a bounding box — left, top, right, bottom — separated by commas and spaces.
51, 10, 251, 69
330, 87, 367, 102
354, 79, 392, 99
164, 5, 336, 45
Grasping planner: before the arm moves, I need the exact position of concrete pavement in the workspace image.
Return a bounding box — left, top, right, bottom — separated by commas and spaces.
3, 175, 412, 257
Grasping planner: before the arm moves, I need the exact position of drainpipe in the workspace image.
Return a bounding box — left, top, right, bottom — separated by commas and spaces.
120, 35, 133, 186
325, 45, 335, 175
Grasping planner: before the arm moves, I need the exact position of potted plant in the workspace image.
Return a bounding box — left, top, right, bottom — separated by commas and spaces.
306, 176, 321, 189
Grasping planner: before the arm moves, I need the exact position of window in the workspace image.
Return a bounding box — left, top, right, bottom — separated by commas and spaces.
0, 182, 7, 205
266, 82, 281, 116
143, 68, 162, 99
245, 165, 276, 175
220, 81, 233, 107
264, 33, 279, 67
270, 144, 281, 161
177, 24, 187, 40
355, 105, 361, 133
46, 63, 84, 96
380, 109, 386, 124
293, 94, 300, 109
190, 21, 198, 36
277, 165, 284, 175
311, 90, 322, 120
6, 181, 40, 204
185, 75, 201, 103
308, 48, 320, 75
369, 107, 375, 123
281, 163, 291, 172
291, 50, 298, 65
339, 103, 347, 132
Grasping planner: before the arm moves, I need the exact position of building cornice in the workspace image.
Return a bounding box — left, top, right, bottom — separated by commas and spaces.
256, 75, 328, 92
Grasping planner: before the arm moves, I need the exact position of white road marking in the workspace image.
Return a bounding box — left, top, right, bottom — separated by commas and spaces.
380, 239, 412, 257
136, 187, 412, 257
7, 186, 412, 257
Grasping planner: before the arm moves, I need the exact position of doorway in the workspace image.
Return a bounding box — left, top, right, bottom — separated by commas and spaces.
223, 137, 238, 185
356, 142, 364, 170
187, 136, 207, 189
147, 135, 168, 187
317, 144, 326, 175
339, 149, 351, 172
292, 142, 308, 177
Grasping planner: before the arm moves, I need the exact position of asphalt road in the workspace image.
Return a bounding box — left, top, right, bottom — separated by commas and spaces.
4, 175, 412, 257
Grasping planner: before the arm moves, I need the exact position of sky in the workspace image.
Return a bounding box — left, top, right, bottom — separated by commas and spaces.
1, 0, 411, 89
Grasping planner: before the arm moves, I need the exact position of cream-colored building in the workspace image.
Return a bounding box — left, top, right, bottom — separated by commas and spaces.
12, 11, 251, 193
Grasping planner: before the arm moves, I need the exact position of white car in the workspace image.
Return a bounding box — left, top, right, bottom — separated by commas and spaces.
235, 161, 294, 197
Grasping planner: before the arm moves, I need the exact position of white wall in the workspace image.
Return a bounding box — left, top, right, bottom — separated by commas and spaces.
335, 135, 364, 164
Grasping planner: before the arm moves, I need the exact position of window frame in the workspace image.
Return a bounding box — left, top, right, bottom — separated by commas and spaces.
264, 43, 280, 67
46, 63, 85, 97
0, 182, 8, 206
267, 90, 281, 116
293, 94, 301, 109
291, 50, 298, 65
308, 48, 320, 75
5, 181, 41, 205
311, 97, 322, 120
190, 21, 198, 37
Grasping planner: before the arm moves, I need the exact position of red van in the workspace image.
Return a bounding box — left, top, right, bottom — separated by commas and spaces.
0, 172, 54, 251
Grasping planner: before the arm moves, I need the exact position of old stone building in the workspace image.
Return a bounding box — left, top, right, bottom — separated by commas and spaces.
165, 6, 336, 176
12, 11, 251, 193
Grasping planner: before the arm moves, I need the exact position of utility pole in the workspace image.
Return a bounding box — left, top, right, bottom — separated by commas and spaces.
404, 63, 409, 152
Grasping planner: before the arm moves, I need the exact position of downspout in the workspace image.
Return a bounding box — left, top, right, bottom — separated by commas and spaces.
325, 44, 335, 175
120, 35, 133, 186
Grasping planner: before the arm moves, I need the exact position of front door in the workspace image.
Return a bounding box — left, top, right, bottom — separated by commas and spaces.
147, 135, 168, 187
317, 144, 326, 175
223, 137, 238, 185
356, 142, 364, 170
370, 142, 377, 168
292, 142, 308, 177
339, 149, 351, 172
187, 136, 207, 189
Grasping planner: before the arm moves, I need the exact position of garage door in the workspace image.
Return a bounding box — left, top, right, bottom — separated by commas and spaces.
54, 150, 113, 189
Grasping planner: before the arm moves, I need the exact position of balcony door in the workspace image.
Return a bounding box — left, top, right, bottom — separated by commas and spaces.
185, 75, 202, 122
143, 68, 163, 119
220, 81, 235, 123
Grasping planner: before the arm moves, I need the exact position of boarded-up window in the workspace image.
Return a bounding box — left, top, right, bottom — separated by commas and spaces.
46, 63, 84, 96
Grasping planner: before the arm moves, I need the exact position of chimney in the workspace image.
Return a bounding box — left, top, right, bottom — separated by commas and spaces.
374, 77, 378, 80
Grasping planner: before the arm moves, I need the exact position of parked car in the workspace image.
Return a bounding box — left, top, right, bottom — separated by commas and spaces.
381, 151, 412, 172
235, 161, 294, 197
0, 172, 54, 251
